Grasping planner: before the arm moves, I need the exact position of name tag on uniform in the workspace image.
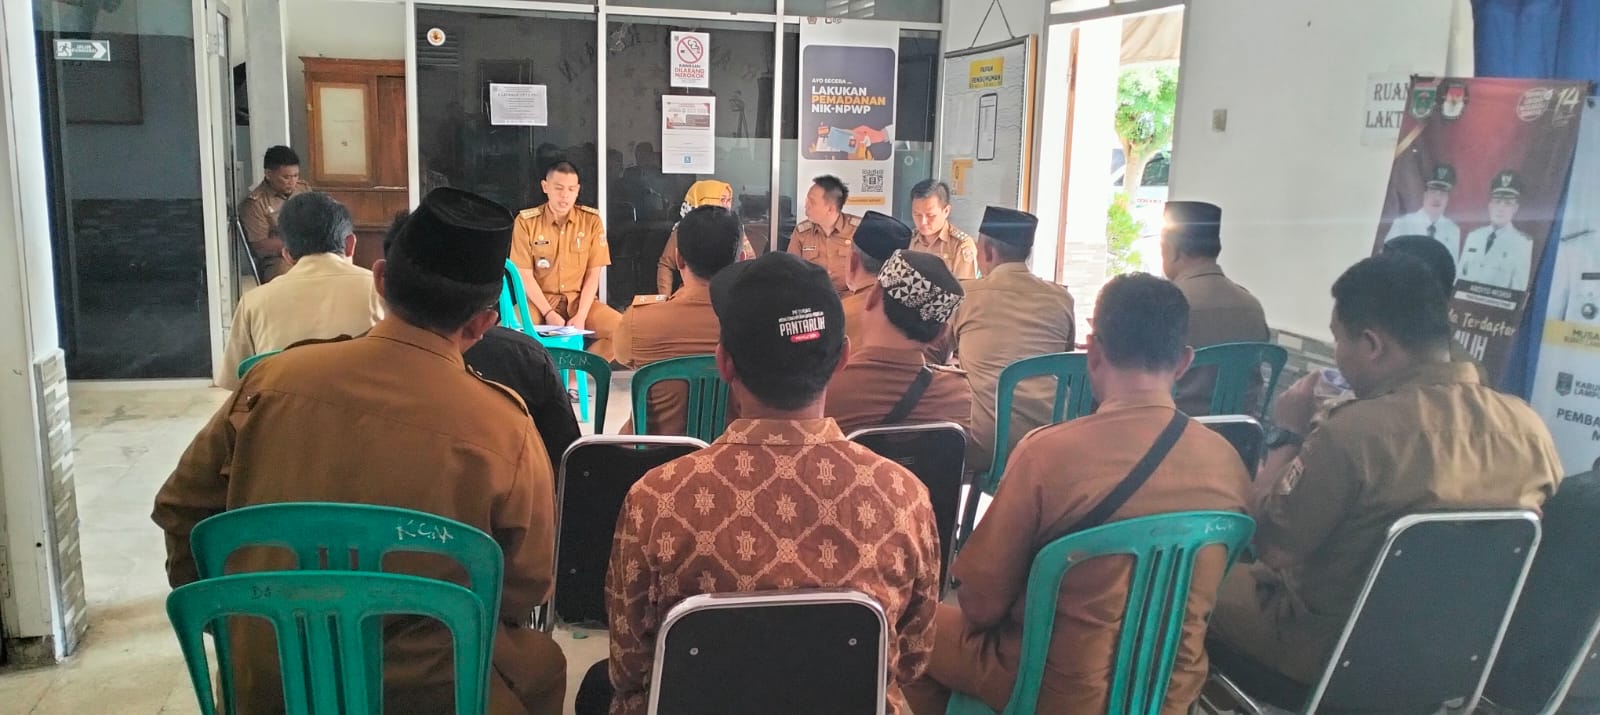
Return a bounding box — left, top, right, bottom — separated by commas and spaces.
802, 245, 818, 253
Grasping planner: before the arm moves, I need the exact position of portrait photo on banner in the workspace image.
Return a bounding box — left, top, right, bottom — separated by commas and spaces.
1373, 76, 1588, 383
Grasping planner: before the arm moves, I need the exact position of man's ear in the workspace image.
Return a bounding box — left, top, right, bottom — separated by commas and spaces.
345, 234, 358, 258
463, 308, 499, 343
715, 344, 739, 385
1172, 345, 1196, 381
372, 259, 387, 297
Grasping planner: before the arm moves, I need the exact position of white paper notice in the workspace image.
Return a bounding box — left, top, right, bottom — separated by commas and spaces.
489, 83, 548, 127
662, 95, 715, 175
670, 31, 710, 89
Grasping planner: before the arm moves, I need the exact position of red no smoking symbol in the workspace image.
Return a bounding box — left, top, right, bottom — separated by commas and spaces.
676, 36, 704, 64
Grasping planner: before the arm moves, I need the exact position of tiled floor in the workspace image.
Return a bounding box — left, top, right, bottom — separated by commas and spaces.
0, 380, 623, 714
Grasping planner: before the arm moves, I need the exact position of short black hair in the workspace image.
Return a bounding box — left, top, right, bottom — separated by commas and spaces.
263, 145, 300, 170
1382, 235, 1457, 295
677, 206, 742, 281
909, 179, 951, 206
1332, 254, 1452, 353
545, 160, 580, 180
1093, 273, 1190, 371
381, 210, 501, 334
277, 192, 352, 259
981, 234, 1031, 263
813, 175, 848, 210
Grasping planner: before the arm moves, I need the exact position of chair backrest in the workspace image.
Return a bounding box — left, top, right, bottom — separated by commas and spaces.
991, 352, 1093, 480
1195, 415, 1265, 480
236, 350, 283, 379
168, 571, 491, 715
1188, 342, 1288, 418
630, 354, 730, 442
846, 422, 970, 594
649, 590, 889, 715
1305, 510, 1540, 713
543, 435, 708, 630
549, 346, 612, 433
1008, 511, 1255, 715
498, 259, 536, 335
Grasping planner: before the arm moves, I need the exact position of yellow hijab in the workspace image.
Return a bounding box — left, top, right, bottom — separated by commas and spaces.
681, 180, 732, 217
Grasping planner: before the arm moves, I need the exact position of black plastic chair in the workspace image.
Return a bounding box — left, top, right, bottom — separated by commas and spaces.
1205, 510, 1541, 714
847, 422, 970, 595
649, 590, 888, 715
1196, 415, 1265, 480
538, 435, 707, 631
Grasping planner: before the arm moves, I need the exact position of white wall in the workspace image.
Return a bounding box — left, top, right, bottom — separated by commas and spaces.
1169, 0, 1462, 340
283, 0, 404, 162
944, 0, 1044, 52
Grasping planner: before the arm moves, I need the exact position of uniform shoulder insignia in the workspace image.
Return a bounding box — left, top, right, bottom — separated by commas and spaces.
844, 214, 861, 226
576, 205, 601, 215
632, 294, 669, 307
795, 220, 816, 232
951, 227, 974, 241
518, 206, 543, 219
283, 334, 356, 351
468, 369, 531, 416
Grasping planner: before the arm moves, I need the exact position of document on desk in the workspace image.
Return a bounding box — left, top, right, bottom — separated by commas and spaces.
534, 325, 595, 337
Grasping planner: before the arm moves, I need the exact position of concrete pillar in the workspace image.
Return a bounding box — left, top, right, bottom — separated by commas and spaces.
0, 0, 83, 662
244, 0, 290, 179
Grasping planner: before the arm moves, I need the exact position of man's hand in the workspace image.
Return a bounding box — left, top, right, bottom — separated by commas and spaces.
567, 311, 588, 331
1272, 374, 1319, 436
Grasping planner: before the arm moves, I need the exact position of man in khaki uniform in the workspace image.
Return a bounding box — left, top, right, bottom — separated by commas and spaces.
219, 192, 383, 389
656, 179, 755, 294
1160, 201, 1270, 416
907, 274, 1250, 714
615, 206, 742, 435
787, 174, 861, 292
153, 188, 567, 715
908, 179, 977, 280
841, 211, 914, 351
239, 145, 312, 282
511, 161, 621, 360
827, 249, 971, 433
1208, 254, 1562, 690
952, 207, 1077, 474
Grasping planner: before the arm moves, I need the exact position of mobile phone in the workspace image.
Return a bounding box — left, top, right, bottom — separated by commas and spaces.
977, 93, 999, 161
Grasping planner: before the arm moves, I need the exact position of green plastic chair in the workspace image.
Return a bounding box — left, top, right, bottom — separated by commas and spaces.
167, 570, 491, 715
498, 259, 537, 336
988, 352, 1094, 489
549, 347, 611, 432
236, 350, 283, 379
190, 503, 504, 715
1187, 342, 1288, 419
947, 511, 1256, 715
631, 354, 730, 442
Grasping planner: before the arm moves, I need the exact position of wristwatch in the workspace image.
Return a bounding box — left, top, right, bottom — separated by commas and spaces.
1264, 427, 1305, 450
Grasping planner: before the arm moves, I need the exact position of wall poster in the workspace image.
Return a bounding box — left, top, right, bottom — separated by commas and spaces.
798, 17, 900, 213
1372, 76, 1587, 384
937, 37, 1037, 238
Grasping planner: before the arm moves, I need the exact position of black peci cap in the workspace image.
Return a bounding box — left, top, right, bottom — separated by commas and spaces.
712, 252, 845, 375
979, 206, 1038, 249
1163, 200, 1223, 250
854, 210, 913, 263
391, 187, 514, 285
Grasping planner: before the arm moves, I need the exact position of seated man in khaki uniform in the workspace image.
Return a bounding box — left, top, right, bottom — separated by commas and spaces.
906, 274, 1250, 714
1207, 254, 1562, 692
154, 188, 567, 714
218, 192, 382, 390
511, 160, 621, 360
656, 180, 755, 294
1160, 201, 1269, 416
616, 205, 742, 435
238, 145, 312, 282
952, 207, 1077, 474
908, 179, 977, 280
581, 252, 941, 715
826, 249, 971, 433
787, 174, 860, 292
842, 210, 913, 350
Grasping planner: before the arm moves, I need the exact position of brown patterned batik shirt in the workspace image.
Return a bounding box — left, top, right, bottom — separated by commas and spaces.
605, 418, 942, 715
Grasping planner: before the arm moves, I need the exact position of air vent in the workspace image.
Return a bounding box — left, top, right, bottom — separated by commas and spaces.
416, 23, 460, 68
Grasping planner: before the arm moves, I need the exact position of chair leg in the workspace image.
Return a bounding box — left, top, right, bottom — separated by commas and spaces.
1205, 672, 1267, 715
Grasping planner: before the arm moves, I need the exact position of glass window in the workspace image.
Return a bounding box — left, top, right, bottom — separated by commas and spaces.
617, 0, 776, 12
606, 17, 776, 303
416, 6, 599, 214
34, 0, 211, 378
785, 0, 942, 23
780, 28, 941, 234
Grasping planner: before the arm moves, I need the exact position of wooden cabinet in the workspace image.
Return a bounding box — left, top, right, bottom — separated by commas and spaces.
302, 58, 407, 269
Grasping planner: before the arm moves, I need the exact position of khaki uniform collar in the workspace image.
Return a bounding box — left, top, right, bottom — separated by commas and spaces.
1096, 388, 1178, 414
1367, 361, 1480, 399
1174, 261, 1227, 282
670, 281, 712, 304
367, 318, 465, 368
852, 344, 928, 366
913, 225, 950, 248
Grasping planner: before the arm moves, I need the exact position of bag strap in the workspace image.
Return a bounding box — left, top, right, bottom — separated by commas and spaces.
1073, 409, 1190, 533
881, 367, 935, 425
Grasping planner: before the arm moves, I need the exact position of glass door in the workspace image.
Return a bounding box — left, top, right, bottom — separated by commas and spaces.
604, 16, 777, 304
206, 2, 245, 327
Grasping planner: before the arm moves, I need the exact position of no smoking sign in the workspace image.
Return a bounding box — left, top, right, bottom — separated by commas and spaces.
670, 31, 710, 88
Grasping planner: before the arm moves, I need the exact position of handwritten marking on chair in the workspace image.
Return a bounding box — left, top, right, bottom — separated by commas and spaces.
395, 519, 455, 544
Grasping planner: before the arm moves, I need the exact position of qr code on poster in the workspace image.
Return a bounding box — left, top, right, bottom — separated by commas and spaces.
861, 169, 886, 194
